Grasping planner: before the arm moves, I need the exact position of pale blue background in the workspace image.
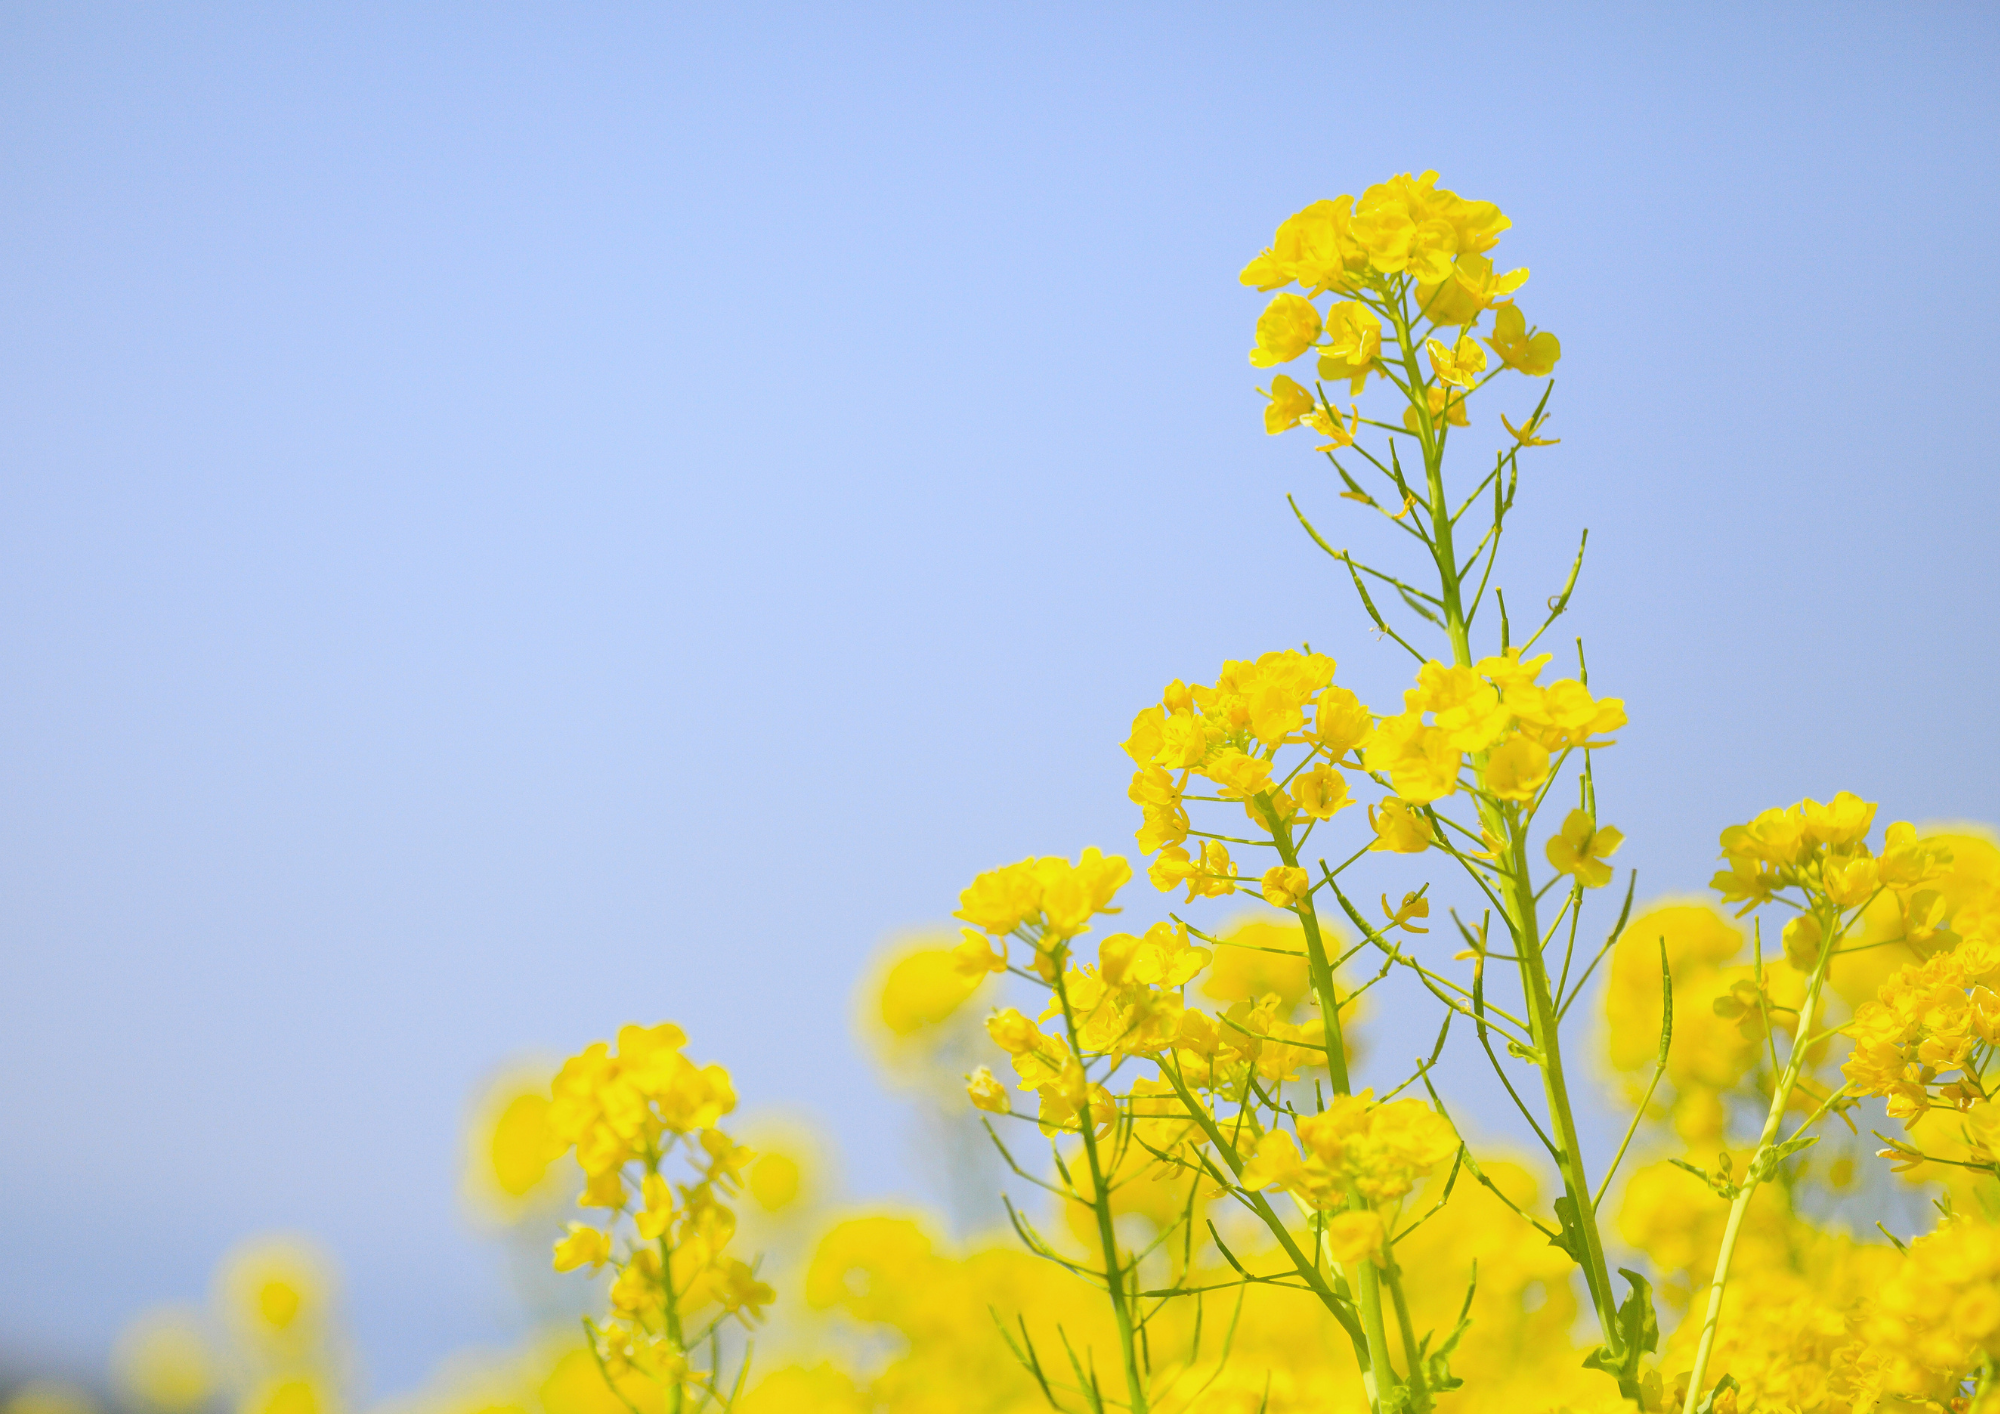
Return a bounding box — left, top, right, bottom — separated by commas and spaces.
3, 1, 1997, 1395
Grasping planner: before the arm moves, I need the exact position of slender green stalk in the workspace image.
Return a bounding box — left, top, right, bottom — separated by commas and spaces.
1378, 285, 1627, 1361
1050, 958, 1151, 1414
656, 1160, 687, 1414
1154, 1063, 1373, 1361
1499, 813, 1623, 1344
1379, 1259, 1430, 1404
1679, 909, 1839, 1413
1262, 799, 1417, 1413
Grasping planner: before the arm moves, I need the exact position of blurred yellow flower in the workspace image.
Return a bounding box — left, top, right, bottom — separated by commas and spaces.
113, 1307, 218, 1414
876, 946, 980, 1036
214, 1236, 334, 1356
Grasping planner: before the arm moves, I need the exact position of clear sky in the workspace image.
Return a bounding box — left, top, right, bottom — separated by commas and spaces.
2, 1, 1997, 1396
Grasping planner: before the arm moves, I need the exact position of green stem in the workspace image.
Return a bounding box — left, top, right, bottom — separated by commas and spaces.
1051, 958, 1151, 1414
1382, 289, 1626, 1363
654, 1159, 686, 1414
1679, 911, 1838, 1414
1155, 1064, 1372, 1358
1380, 1258, 1429, 1405
1262, 796, 1414, 1413
1497, 811, 1623, 1350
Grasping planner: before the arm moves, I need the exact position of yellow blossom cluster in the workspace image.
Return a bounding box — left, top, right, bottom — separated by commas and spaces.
1239, 1090, 1458, 1220
1242, 173, 1559, 447
1709, 794, 1951, 915
1865, 1217, 2000, 1403
1650, 1216, 1902, 1414
1365, 653, 1625, 809
1846, 940, 2000, 1125
546, 1023, 772, 1405
954, 848, 1133, 948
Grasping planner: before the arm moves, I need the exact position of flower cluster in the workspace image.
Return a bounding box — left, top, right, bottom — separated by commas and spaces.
546, 1023, 772, 1403
1709, 794, 1950, 916
1864, 1217, 2000, 1401
1121, 647, 1627, 907
954, 849, 1132, 958
1237, 1089, 1458, 1251
1846, 940, 2000, 1125
1365, 653, 1625, 809
1241, 173, 1560, 447
1121, 649, 1353, 896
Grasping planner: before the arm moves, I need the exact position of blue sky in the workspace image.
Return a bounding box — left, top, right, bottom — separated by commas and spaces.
2, 1, 1996, 1395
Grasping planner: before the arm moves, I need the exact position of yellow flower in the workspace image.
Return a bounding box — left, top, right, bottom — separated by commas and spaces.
241, 1379, 325, 1414
956, 850, 1131, 940
1780, 913, 1824, 969
956, 860, 1043, 934
1307, 401, 1359, 451
1485, 302, 1560, 376
1149, 844, 1194, 892
950, 928, 1007, 978
878, 947, 980, 1034
1545, 809, 1624, 888
1189, 840, 1238, 899
1202, 747, 1273, 799
1801, 791, 1877, 847
1249, 293, 1321, 368
1105, 919, 1210, 987
634, 1173, 674, 1240
1323, 1210, 1387, 1266
1425, 334, 1488, 389
1312, 685, 1372, 756
1363, 712, 1461, 803
1135, 803, 1190, 853
1350, 185, 1419, 276
965, 1067, 1011, 1114
1239, 197, 1367, 294
1294, 764, 1352, 820
1416, 252, 1528, 327
553, 1223, 613, 1273
1249, 1091, 1459, 1213
1501, 410, 1559, 446
985, 1008, 1045, 1056
1824, 853, 1881, 907
1317, 300, 1382, 393
747, 1152, 803, 1211
1511, 678, 1626, 750
1719, 804, 1809, 869
1238, 1130, 1307, 1192
1121, 705, 1165, 764
1368, 797, 1433, 854
1376, 891, 1429, 937
113, 1310, 216, 1414
1403, 384, 1470, 434
215, 1237, 332, 1354
1260, 373, 1315, 433
1480, 734, 1551, 802
1261, 866, 1310, 908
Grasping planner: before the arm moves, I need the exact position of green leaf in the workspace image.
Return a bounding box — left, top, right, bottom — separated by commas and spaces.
1749, 1133, 1819, 1184
1580, 1268, 1658, 1400
1422, 1260, 1477, 1395
1614, 1267, 1659, 1357
1548, 1195, 1587, 1264
1694, 1374, 1739, 1414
